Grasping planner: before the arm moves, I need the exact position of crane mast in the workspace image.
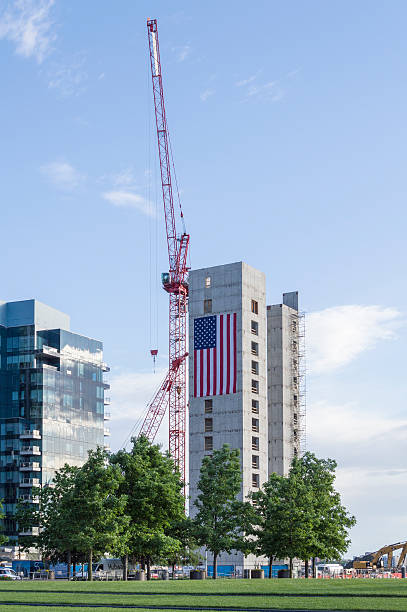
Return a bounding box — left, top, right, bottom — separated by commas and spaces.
140, 19, 189, 484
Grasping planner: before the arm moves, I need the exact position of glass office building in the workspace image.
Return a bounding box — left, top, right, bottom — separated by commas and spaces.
0, 300, 109, 552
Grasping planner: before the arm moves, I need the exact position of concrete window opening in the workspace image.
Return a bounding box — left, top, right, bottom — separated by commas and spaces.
205, 276, 211, 288
293, 413, 298, 425
251, 341, 259, 356
204, 399, 213, 413
204, 436, 213, 451
252, 436, 259, 451
252, 455, 259, 469
251, 300, 258, 315
204, 299, 212, 314
251, 320, 258, 335
251, 379, 259, 394
251, 360, 259, 375
293, 447, 298, 457
252, 418, 259, 433
252, 473, 260, 488
252, 400, 259, 414
204, 418, 213, 432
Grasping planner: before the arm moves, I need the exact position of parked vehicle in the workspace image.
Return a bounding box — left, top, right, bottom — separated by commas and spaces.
75, 558, 136, 580
0, 567, 21, 580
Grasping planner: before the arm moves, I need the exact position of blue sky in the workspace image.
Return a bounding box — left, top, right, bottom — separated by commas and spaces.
1, 0, 407, 557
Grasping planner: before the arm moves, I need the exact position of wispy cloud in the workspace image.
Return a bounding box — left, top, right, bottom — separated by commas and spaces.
235, 74, 258, 87
237, 68, 299, 103
40, 161, 84, 191
307, 305, 403, 374
111, 167, 138, 189
200, 88, 215, 102
172, 44, 190, 62
245, 80, 284, 102
0, 0, 56, 64
103, 191, 156, 217
47, 53, 88, 97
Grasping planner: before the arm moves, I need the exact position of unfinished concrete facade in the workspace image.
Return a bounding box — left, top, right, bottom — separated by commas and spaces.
188, 262, 267, 573
267, 292, 301, 476
188, 262, 301, 575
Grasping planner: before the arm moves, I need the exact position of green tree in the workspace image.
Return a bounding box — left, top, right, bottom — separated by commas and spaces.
249, 472, 289, 578
193, 444, 249, 579
17, 450, 128, 581
68, 447, 129, 580
16, 465, 81, 578
295, 452, 356, 577
250, 453, 356, 578
110, 435, 185, 580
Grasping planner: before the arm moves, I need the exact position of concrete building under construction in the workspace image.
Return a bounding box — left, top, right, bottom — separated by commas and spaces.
188, 261, 305, 576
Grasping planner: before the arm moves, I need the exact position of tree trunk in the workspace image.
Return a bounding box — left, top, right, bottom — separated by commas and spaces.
67, 550, 72, 581
213, 552, 217, 579
172, 562, 176, 580
146, 558, 151, 581
268, 556, 273, 579
88, 550, 93, 581
122, 555, 128, 581
312, 557, 316, 579
289, 557, 293, 578
304, 559, 309, 579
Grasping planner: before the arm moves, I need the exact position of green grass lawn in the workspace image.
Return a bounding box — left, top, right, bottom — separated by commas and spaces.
0, 578, 406, 610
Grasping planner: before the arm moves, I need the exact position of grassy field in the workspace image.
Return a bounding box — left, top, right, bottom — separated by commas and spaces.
0, 578, 406, 610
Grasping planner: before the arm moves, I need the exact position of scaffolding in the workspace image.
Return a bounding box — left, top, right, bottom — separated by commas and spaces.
289, 310, 306, 457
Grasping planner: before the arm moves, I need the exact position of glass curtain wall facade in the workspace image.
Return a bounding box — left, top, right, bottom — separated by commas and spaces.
0, 301, 109, 549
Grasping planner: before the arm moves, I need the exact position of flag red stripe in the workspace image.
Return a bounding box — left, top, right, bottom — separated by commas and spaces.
206, 349, 211, 397
233, 312, 237, 393
194, 349, 197, 398
213, 347, 217, 397
199, 350, 204, 397
226, 314, 231, 394
219, 315, 224, 395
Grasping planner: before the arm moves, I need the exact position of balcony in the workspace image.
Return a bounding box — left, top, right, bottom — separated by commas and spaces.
20, 478, 40, 488
40, 345, 60, 357
20, 430, 41, 440
104, 412, 111, 421
104, 428, 111, 437
101, 362, 110, 373
19, 495, 39, 504
21, 446, 41, 456
20, 462, 40, 472
104, 397, 111, 406
19, 527, 39, 536
103, 444, 111, 452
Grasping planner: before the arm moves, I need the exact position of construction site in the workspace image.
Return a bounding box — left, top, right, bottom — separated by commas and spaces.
122, 19, 405, 578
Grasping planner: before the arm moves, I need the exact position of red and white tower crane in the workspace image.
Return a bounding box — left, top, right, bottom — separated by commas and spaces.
138, 19, 189, 485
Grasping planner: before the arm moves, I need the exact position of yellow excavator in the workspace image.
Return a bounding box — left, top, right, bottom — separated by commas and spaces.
353, 541, 407, 570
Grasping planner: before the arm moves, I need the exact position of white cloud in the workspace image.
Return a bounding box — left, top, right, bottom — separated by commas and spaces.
235, 74, 257, 87
307, 399, 407, 555
108, 368, 168, 451
102, 191, 156, 217
40, 161, 83, 191
245, 80, 284, 102
200, 88, 214, 102
307, 305, 402, 374
111, 167, 138, 188
172, 44, 190, 62
308, 400, 407, 450
0, 0, 56, 64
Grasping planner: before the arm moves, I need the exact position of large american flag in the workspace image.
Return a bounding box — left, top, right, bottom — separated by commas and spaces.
193, 313, 237, 397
